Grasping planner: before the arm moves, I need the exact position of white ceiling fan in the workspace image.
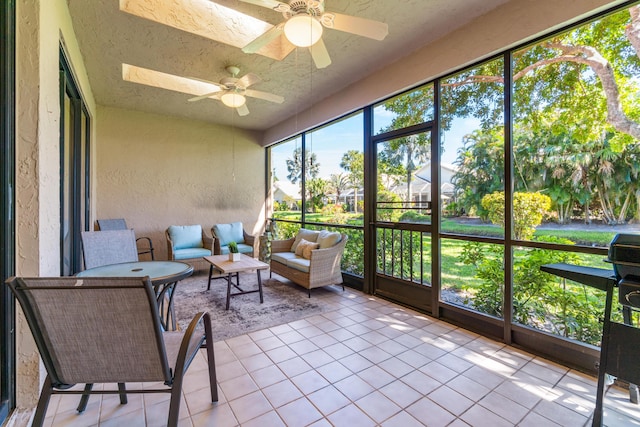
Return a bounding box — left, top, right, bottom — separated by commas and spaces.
188, 66, 284, 116
240, 0, 389, 69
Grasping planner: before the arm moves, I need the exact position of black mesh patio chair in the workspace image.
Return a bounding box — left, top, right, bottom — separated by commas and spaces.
97, 218, 155, 260
6, 276, 217, 427
80, 229, 139, 269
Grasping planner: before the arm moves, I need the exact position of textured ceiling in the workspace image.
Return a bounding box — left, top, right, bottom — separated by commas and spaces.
67, 0, 510, 131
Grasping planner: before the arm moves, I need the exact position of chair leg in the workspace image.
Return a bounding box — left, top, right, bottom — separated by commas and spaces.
167, 387, 181, 427
308, 289, 311, 298
118, 382, 128, 404
32, 375, 53, 427
203, 313, 218, 402
77, 383, 93, 412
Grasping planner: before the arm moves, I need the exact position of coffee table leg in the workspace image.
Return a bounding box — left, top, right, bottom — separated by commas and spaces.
257, 270, 264, 303
207, 265, 213, 290
226, 273, 232, 310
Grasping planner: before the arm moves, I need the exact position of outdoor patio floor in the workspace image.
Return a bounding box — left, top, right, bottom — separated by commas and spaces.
42, 282, 640, 426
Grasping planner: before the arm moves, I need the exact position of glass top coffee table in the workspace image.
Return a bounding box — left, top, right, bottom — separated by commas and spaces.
76, 261, 193, 330
204, 254, 269, 310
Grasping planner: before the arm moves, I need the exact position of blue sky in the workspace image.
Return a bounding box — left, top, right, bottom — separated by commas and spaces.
271, 111, 480, 182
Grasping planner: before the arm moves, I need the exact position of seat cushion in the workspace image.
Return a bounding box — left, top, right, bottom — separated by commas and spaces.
168, 225, 203, 250
317, 230, 342, 249
214, 222, 244, 246
286, 256, 311, 273
290, 228, 320, 252
220, 243, 253, 255
174, 247, 211, 260
272, 252, 298, 265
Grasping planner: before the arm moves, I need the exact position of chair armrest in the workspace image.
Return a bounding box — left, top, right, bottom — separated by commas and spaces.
271, 238, 295, 253
202, 231, 214, 252
165, 230, 176, 260
243, 230, 256, 247
171, 312, 217, 401
308, 235, 348, 280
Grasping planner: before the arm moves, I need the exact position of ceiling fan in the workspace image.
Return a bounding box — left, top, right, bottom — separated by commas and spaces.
188, 66, 284, 116
240, 0, 389, 69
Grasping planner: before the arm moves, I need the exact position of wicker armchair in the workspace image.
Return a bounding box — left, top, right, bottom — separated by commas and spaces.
165, 225, 213, 271
270, 233, 348, 297
211, 222, 256, 256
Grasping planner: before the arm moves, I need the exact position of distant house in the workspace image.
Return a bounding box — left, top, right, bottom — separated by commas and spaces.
273, 181, 301, 209
390, 162, 457, 203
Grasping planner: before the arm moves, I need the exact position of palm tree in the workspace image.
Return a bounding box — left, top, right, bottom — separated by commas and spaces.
340, 150, 364, 213
382, 134, 430, 203
328, 173, 349, 204
286, 147, 319, 184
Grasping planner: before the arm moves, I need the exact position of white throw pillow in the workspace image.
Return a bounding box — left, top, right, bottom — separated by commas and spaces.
291, 228, 320, 252
295, 238, 319, 259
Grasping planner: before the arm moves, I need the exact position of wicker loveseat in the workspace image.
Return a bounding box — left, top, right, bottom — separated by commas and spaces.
270, 229, 348, 296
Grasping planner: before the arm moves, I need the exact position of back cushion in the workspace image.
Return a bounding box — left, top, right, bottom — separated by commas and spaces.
214, 222, 244, 246
317, 230, 342, 249
168, 225, 203, 250
291, 228, 320, 252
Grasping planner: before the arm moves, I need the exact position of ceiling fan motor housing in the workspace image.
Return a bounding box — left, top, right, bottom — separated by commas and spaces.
284, 0, 324, 19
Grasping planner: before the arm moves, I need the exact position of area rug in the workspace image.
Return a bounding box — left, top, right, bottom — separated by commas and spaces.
173, 271, 331, 341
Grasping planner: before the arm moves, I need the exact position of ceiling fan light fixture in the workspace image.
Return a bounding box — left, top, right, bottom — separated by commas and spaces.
283, 14, 323, 47
221, 92, 246, 108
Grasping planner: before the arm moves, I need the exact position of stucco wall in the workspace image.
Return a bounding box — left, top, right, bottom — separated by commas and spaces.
14, 0, 96, 418
262, 0, 627, 145
95, 106, 266, 262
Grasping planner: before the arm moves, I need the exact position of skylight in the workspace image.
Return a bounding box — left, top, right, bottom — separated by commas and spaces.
122, 64, 220, 97
119, 0, 292, 60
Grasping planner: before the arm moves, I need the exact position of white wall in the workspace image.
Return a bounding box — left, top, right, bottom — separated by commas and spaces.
95, 106, 266, 262
14, 0, 96, 416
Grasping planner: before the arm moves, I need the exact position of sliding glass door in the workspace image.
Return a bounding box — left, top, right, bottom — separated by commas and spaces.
60, 50, 90, 276
0, 0, 15, 422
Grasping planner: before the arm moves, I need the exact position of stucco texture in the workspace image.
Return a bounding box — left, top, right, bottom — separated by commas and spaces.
95, 106, 266, 262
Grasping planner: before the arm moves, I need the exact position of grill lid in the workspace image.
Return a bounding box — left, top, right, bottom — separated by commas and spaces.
608, 233, 640, 281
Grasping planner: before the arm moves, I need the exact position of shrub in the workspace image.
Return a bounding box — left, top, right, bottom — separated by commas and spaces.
481, 191, 552, 240
398, 210, 430, 223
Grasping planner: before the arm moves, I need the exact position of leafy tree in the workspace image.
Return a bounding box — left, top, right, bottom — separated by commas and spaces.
435, 7, 640, 223
452, 128, 504, 218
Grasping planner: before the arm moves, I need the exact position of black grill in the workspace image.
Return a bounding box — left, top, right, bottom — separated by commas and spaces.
541, 233, 640, 426
608, 233, 640, 308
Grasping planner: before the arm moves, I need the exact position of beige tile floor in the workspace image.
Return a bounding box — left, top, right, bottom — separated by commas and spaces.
42, 284, 640, 427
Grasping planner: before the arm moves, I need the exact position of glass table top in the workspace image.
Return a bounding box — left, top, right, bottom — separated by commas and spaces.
76, 261, 193, 284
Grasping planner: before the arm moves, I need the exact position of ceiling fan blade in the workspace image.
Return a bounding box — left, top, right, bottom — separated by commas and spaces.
187, 76, 226, 88
238, 73, 262, 88
309, 38, 331, 69
238, 0, 285, 10
242, 25, 284, 54
188, 90, 222, 102
237, 103, 250, 116
324, 12, 389, 41
245, 89, 284, 104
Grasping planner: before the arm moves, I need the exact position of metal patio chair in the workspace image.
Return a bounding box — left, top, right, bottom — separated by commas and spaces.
6, 276, 217, 427
97, 218, 155, 260
80, 229, 139, 269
